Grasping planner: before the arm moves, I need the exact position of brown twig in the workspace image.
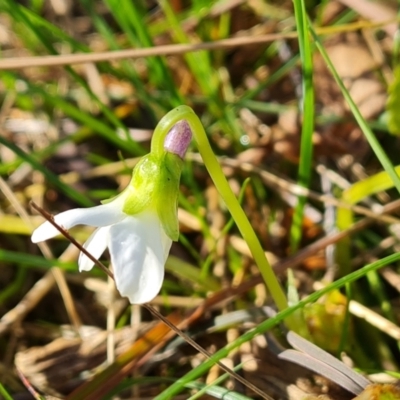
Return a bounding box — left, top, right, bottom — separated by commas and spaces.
0, 19, 396, 70
16, 367, 44, 400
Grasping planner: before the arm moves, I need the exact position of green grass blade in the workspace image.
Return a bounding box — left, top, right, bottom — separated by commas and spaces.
0, 384, 13, 400
336, 165, 400, 273
166, 256, 220, 292
155, 250, 400, 399
158, 0, 215, 97
309, 22, 400, 194
0, 267, 26, 305
2, 71, 142, 155
338, 165, 400, 230
79, 0, 158, 119
290, 0, 315, 252
1, 1, 88, 52
240, 54, 300, 102
187, 378, 253, 400
103, 0, 182, 107
0, 249, 77, 271
0, 134, 93, 206
4, 0, 140, 148
158, 0, 243, 140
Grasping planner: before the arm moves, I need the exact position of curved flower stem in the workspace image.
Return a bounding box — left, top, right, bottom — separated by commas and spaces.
151, 106, 289, 315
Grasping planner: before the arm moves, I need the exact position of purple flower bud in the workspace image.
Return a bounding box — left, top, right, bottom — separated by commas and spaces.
164, 120, 192, 159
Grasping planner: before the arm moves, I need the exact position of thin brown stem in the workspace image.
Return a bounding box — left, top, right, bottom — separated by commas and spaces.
16, 367, 44, 400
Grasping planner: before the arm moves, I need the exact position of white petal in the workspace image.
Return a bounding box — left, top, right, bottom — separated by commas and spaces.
108, 212, 172, 304
78, 226, 110, 271
31, 194, 128, 243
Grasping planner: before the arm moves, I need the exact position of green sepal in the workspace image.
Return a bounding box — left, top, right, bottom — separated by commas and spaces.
122, 151, 183, 242
155, 152, 183, 241
122, 153, 160, 215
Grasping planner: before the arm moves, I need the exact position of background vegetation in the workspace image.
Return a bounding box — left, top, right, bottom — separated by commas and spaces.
1, 0, 400, 399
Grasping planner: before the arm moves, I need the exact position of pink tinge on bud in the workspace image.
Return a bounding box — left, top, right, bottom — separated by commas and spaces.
164, 120, 192, 159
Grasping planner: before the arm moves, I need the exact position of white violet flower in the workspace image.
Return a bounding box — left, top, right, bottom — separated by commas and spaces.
31, 118, 192, 304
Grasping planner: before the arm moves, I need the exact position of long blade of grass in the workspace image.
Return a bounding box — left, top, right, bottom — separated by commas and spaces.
0, 134, 93, 206
309, 21, 400, 194
0, 249, 76, 272
0, 267, 26, 305
0, 384, 13, 400
240, 54, 300, 102
187, 379, 255, 400
1, 1, 88, 51
166, 256, 220, 292
1, 71, 142, 155
335, 165, 400, 278
337, 165, 400, 232
154, 250, 400, 399
290, 0, 315, 252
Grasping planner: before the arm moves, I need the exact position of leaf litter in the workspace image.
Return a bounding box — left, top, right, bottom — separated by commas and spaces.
1, 0, 400, 399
